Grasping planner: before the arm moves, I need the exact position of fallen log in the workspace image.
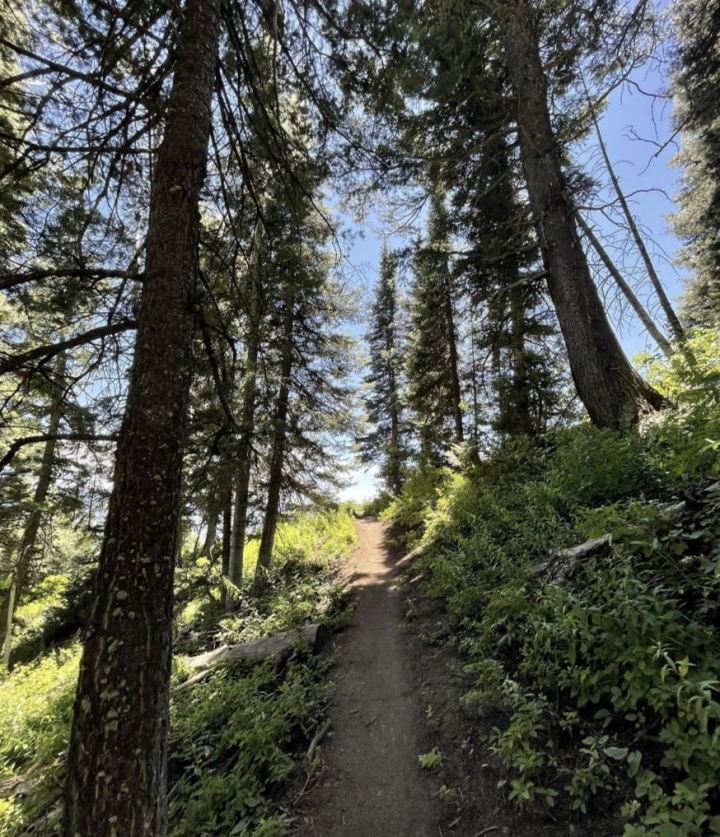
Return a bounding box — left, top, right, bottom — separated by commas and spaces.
532, 535, 611, 581
177, 622, 330, 690
532, 489, 714, 582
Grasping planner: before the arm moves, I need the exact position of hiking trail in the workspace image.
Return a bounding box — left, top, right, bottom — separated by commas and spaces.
303, 518, 438, 836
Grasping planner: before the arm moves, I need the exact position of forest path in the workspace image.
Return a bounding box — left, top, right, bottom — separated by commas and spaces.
301, 518, 439, 836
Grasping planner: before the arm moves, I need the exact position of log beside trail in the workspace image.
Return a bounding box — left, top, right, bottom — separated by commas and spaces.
532, 488, 719, 582
177, 622, 330, 690
532, 535, 612, 581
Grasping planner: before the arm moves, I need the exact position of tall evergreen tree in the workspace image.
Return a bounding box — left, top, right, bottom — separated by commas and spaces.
498, 0, 664, 428
63, 0, 222, 831
360, 247, 406, 493
671, 0, 720, 327
406, 190, 464, 462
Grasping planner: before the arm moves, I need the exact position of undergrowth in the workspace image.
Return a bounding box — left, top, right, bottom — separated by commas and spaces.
0, 505, 356, 835
384, 332, 720, 835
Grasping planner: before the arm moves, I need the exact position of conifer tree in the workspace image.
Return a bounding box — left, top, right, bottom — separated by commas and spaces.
671, 0, 720, 327
406, 190, 464, 462
497, 0, 664, 428
63, 0, 222, 830
360, 247, 406, 493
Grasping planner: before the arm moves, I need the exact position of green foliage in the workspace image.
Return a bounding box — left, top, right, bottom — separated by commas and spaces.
0, 644, 80, 780
385, 353, 720, 832
418, 747, 443, 769
381, 467, 444, 545
359, 247, 408, 493
174, 506, 357, 653
168, 660, 327, 837
359, 491, 393, 518
0, 645, 80, 834
435, 783, 458, 802
2, 506, 355, 835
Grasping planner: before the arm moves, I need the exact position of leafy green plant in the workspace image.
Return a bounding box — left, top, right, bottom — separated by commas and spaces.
435, 784, 458, 802
418, 747, 443, 770
386, 353, 720, 829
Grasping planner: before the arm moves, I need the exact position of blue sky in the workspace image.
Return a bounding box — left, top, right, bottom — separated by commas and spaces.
338, 55, 686, 503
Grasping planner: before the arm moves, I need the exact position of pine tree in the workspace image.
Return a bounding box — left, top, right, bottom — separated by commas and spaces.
253, 113, 353, 584
63, 0, 222, 830
498, 0, 664, 428
671, 0, 720, 327
360, 246, 406, 493
406, 190, 464, 462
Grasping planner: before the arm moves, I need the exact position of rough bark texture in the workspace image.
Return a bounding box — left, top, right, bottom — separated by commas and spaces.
1, 354, 64, 668
62, 0, 221, 832
255, 295, 294, 585
502, 0, 664, 428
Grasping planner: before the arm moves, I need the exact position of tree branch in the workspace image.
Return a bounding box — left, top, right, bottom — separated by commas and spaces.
0, 433, 119, 473
0, 320, 137, 375
0, 267, 143, 294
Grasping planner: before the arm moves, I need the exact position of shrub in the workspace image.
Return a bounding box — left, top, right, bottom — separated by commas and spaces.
385, 354, 720, 832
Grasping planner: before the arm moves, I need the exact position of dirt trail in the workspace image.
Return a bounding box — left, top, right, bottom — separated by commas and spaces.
303, 519, 438, 836
299, 520, 617, 837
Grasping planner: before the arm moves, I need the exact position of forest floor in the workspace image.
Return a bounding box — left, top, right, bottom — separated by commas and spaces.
294, 519, 611, 837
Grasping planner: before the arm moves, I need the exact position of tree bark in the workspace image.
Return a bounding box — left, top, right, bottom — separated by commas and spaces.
220, 463, 233, 609
1, 353, 65, 668
508, 278, 534, 435
0, 320, 136, 375
221, 465, 232, 576
227, 242, 263, 602
469, 303, 481, 449
254, 294, 294, 587
501, 0, 664, 428
200, 488, 220, 562
386, 309, 403, 493
178, 623, 330, 689
62, 0, 221, 832
387, 382, 402, 493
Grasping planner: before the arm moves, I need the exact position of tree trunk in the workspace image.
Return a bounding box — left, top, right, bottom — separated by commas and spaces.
254, 295, 294, 587
443, 280, 464, 443
386, 320, 403, 493
469, 303, 481, 449
62, 0, 221, 832
1, 353, 65, 668
220, 463, 233, 609
221, 465, 232, 577
200, 488, 220, 562
508, 279, 534, 436
588, 100, 689, 352
387, 387, 402, 493
227, 242, 263, 601
576, 212, 674, 359
501, 0, 664, 428
178, 623, 330, 689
